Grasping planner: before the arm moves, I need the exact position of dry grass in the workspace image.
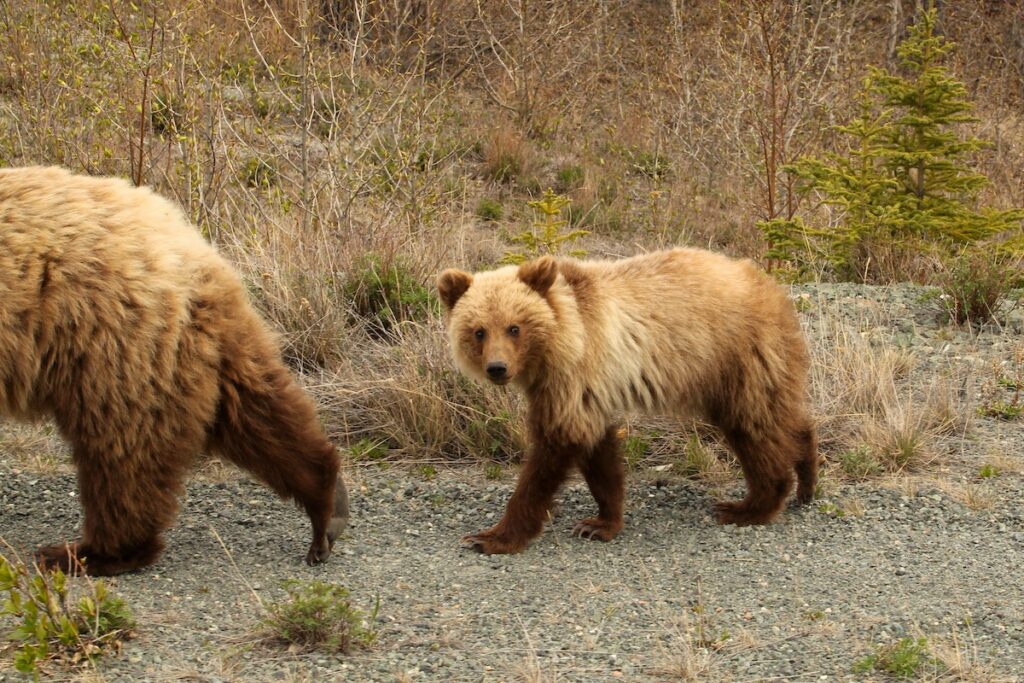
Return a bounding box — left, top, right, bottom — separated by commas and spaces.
506, 615, 562, 683
980, 448, 1023, 476
930, 623, 1015, 683
320, 318, 527, 461
622, 421, 738, 489
838, 496, 866, 517
935, 251, 1022, 327
654, 641, 716, 682
923, 479, 997, 513
808, 299, 975, 481
511, 655, 561, 683
0, 421, 68, 474
650, 609, 723, 683
647, 575, 735, 682
480, 126, 539, 188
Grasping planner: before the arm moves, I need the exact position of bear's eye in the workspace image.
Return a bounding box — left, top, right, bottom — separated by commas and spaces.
508, 325, 520, 337
474, 329, 485, 341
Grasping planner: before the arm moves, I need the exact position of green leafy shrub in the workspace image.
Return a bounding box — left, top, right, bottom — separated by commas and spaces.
554, 164, 585, 192
251, 92, 274, 120
0, 553, 134, 680
978, 400, 1022, 421
150, 91, 187, 137
241, 157, 277, 188
629, 149, 671, 181
344, 255, 437, 339
501, 189, 589, 264
349, 438, 388, 463
937, 249, 1019, 325
262, 581, 378, 655
838, 444, 882, 480
817, 502, 846, 518
763, 8, 1024, 282
977, 347, 1023, 420
475, 197, 503, 222
978, 464, 999, 478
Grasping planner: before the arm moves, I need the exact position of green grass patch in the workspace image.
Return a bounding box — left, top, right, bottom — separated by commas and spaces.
852, 637, 946, 679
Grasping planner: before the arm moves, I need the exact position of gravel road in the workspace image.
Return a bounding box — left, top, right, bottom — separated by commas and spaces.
1, 283, 1022, 682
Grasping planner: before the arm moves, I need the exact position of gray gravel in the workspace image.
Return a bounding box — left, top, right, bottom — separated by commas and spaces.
0, 282, 1022, 682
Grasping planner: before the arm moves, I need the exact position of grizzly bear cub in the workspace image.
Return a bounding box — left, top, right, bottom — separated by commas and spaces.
438, 249, 817, 554
0, 166, 348, 575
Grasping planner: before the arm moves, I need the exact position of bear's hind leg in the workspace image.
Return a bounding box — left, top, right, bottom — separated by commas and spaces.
715, 426, 795, 526
793, 422, 818, 505
573, 427, 625, 542
210, 362, 345, 567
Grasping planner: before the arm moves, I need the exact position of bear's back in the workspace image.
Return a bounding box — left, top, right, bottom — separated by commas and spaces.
0, 166, 223, 282
0, 167, 240, 416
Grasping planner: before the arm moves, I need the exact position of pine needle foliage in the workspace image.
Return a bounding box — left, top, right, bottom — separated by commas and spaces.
501, 189, 589, 265
762, 7, 1024, 282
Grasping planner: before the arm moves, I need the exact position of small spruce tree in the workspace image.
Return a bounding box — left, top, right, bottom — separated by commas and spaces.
501, 189, 589, 265
763, 7, 1024, 282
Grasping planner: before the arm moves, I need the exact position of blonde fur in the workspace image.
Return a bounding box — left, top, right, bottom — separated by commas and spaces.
0, 167, 348, 575
439, 249, 817, 554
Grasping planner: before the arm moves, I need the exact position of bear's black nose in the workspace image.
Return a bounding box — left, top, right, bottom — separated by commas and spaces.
486, 362, 508, 380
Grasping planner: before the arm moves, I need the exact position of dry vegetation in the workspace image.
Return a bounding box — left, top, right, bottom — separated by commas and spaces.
807, 299, 973, 482
0, 0, 1021, 473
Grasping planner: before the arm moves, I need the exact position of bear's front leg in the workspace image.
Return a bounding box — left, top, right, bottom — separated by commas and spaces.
463, 438, 576, 554
573, 426, 625, 542
35, 542, 84, 574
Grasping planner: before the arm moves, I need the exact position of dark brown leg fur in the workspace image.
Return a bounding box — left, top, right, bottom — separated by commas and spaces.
35, 435, 196, 576
464, 434, 577, 554
573, 426, 625, 542
793, 423, 818, 505
36, 538, 164, 577
209, 360, 347, 566
714, 425, 796, 526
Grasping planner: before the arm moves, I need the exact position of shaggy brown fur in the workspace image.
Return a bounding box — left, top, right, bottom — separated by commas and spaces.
0, 166, 349, 575
438, 249, 817, 554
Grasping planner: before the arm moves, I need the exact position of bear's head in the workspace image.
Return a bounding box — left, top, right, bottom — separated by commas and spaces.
437, 256, 562, 388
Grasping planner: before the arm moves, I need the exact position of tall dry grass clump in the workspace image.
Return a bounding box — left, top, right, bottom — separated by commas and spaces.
808, 299, 972, 479
321, 318, 527, 462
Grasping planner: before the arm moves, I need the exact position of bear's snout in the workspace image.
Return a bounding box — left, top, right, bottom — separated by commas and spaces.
486, 361, 509, 382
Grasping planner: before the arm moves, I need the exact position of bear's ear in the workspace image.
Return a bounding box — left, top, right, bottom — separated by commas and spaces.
437, 269, 473, 311
517, 255, 559, 297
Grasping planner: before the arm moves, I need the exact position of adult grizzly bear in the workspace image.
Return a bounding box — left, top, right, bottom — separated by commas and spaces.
0, 166, 348, 575
438, 249, 817, 554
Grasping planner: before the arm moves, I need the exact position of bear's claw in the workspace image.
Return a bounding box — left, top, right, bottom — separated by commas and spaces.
461, 530, 527, 555
35, 538, 162, 576
571, 517, 622, 542
714, 500, 778, 526
305, 537, 331, 566
35, 543, 83, 574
